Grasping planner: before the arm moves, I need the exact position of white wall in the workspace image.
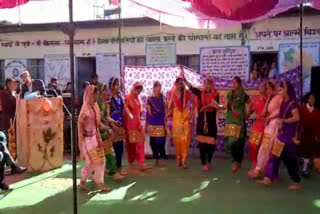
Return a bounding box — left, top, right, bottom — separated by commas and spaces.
248, 15, 320, 52
0, 24, 242, 59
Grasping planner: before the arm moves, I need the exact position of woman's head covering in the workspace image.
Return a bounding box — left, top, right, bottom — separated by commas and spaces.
82, 85, 97, 107
198, 77, 217, 112
204, 77, 216, 93
130, 82, 143, 94
267, 80, 276, 90
109, 77, 119, 90
280, 81, 296, 101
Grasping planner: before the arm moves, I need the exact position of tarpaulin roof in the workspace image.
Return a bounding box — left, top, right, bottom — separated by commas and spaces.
118, 0, 320, 29
0, 0, 43, 9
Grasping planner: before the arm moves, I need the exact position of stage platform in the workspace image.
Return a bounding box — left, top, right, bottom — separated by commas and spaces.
1, 158, 320, 214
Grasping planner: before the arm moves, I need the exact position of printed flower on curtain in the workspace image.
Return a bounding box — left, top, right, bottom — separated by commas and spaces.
38, 128, 57, 160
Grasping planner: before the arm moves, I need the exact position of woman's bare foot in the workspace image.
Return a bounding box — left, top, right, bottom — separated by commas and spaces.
161, 160, 168, 167
248, 169, 260, 179
288, 183, 301, 190
202, 165, 209, 172
154, 159, 159, 167
257, 177, 273, 186
183, 163, 189, 169
232, 162, 241, 174
96, 184, 112, 192
176, 161, 182, 167
79, 181, 90, 192
140, 164, 152, 171
113, 173, 125, 181
119, 168, 128, 176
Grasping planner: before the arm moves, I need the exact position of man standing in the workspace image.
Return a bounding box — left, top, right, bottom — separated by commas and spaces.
20, 70, 46, 98
0, 78, 17, 136
47, 77, 62, 97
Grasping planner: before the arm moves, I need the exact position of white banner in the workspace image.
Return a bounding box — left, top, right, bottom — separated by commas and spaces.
4, 59, 27, 79
200, 46, 250, 80
278, 42, 320, 93
44, 55, 71, 89
146, 43, 176, 65
96, 53, 123, 85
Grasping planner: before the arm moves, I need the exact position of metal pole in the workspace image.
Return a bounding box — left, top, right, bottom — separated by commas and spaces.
68, 0, 77, 214
118, 0, 123, 91
299, 3, 304, 101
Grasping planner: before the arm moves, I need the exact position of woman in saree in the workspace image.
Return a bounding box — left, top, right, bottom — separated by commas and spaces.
168, 77, 192, 169
146, 81, 168, 167
248, 81, 282, 179
259, 81, 301, 190
97, 84, 124, 180
78, 85, 111, 192
184, 77, 221, 171
299, 93, 320, 177
124, 82, 151, 171
247, 82, 267, 170
107, 77, 128, 176
224, 76, 250, 174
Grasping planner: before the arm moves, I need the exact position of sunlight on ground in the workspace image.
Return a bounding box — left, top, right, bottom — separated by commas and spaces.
89, 182, 136, 201
129, 190, 158, 201
314, 199, 320, 208
180, 192, 201, 203
84, 183, 159, 206
0, 165, 78, 209
10, 164, 74, 189
180, 179, 216, 203
193, 180, 210, 193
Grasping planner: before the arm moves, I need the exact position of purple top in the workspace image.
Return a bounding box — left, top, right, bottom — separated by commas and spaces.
277, 99, 298, 144
108, 94, 125, 126
147, 95, 165, 126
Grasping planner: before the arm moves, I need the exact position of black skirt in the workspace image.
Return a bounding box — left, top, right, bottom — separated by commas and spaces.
196, 111, 217, 138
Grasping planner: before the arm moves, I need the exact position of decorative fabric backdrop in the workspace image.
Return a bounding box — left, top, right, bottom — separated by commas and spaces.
124, 65, 301, 154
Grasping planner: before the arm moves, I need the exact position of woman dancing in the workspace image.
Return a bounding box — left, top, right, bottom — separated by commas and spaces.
248, 81, 282, 179
247, 82, 267, 169
259, 81, 301, 190
184, 77, 221, 171
224, 76, 250, 174
146, 81, 168, 166
97, 84, 124, 180
107, 77, 128, 176
168, 77, 191, 169
78, 85, 111, 192
125, 82, 151, 171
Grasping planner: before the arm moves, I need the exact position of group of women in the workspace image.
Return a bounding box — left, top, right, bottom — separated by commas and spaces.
76, 74, 320, 192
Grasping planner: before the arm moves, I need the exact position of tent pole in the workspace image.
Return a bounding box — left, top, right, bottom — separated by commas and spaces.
68, 0, 77, 214
118, 0, 123, 91
299, 3, 304, 101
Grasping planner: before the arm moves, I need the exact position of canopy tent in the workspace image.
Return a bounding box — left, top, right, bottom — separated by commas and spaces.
113, 0, 320, 29
0, 0, 29, 9
0, 0, 43, 9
